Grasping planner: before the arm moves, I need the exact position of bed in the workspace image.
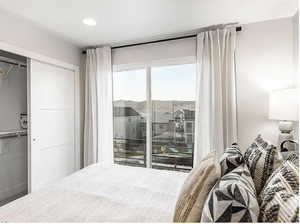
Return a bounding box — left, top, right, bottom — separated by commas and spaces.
0, 163, 187, 222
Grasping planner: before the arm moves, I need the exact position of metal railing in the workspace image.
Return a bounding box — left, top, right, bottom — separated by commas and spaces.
113, 138, 193, 172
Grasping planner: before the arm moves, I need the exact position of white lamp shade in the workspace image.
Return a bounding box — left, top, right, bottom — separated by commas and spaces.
269, 88, 299, 121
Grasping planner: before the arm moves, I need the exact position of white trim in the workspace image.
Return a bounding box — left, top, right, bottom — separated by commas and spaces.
113, 63, 146, 72
0, 41, 78, 70
151, 56, 196, 67
0, 41, 81, 191
146, 66, 152, 168
27, 58, 32, 193
74, 68, 81, 170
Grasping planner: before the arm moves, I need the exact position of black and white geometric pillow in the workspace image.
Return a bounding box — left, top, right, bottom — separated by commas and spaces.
285, 151, 299, 167
244, 135, 283, 195
254, 134, 269, 149
219, 144, 244, 176
259, 160, 299, 222
201, 163, 259, 222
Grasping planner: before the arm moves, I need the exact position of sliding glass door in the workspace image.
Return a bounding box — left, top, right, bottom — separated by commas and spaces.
151, 64, 196, 171
113, 69, 147, 167
113, 63, 196, 171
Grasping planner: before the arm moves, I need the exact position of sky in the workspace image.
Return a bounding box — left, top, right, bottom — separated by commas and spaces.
113, 63, 196, 101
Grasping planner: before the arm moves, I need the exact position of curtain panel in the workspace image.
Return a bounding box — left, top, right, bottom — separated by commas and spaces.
84, 47, 114, 166
194, 28, 238, 166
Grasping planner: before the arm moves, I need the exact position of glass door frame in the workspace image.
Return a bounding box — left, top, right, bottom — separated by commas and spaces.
112, 56, 196, 169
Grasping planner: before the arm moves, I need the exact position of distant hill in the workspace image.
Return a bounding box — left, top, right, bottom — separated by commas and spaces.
113, 100, 195, 114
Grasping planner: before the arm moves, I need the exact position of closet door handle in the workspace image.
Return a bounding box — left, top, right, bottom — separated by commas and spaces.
32, 138, 36, 142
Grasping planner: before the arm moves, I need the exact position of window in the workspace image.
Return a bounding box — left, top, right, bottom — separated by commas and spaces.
151, 64, 196, 171
186, 122, 193, 133
113, 63, 196, 172
113, 69, 147, 167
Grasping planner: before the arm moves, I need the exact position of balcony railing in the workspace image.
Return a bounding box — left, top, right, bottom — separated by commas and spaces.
113, 137, 193, 172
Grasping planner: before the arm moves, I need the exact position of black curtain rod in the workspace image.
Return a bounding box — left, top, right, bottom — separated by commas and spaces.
82, 26, 242, 54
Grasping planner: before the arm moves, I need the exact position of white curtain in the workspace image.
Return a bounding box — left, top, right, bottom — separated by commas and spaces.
194, 28, 238, 166
84, 47, 114, 167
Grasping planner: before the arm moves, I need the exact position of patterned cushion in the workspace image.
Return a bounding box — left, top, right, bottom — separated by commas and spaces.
244, 135, 283, 194
259, 160, 299, 222
173, 152, 220, 222
285, 151, 299, 167
219, 144, 244, 176
201, 163, 259, 222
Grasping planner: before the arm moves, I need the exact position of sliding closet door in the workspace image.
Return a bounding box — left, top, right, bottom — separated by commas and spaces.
29, 59, 76, 192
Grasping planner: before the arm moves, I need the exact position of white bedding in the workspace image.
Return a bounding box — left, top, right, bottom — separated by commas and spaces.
0, 163, 187, 222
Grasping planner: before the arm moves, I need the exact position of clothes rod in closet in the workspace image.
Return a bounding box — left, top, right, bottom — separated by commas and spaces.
0, 56, 27, 68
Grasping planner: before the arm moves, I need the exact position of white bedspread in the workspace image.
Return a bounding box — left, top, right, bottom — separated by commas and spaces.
0, 164, 187, 222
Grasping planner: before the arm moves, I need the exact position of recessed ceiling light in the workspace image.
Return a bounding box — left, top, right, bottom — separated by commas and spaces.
82, 18, 96, 26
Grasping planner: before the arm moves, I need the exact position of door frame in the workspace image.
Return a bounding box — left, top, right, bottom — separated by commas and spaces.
0, 41, 81, 192
112, 56, 196, 168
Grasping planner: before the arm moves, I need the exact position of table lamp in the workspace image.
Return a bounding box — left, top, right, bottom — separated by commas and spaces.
269, 88, 299, 149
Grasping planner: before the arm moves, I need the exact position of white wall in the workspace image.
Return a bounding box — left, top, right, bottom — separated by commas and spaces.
0, 8, 80, 66
236, 17, 298, 151
293, 12, 299, 142
293, 11, 299, 81
112, 37, 196, 67
0, 9, 85, 168
0, 61, 27, 202
0, 9, 83, 197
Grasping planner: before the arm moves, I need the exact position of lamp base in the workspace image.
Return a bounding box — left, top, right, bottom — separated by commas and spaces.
278, 121, 293, 133
278, 121, 295, 150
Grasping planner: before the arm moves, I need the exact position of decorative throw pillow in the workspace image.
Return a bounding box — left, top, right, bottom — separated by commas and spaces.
259, 160, 299, 222
173, 152, 221, 222
219, 143, 244, 176
286, 151, 299, 167
244, 135, 283, 194
201, 163, 259, 222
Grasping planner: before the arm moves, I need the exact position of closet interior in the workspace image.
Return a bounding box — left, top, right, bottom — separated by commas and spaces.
0, 50, 28, 206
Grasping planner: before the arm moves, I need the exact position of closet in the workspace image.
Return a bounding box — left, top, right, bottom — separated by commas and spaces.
0, 49, 80, 206
0, 50, 28, 206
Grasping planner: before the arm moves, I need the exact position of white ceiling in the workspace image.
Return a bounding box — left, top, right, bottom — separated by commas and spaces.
0, 0, 297, 47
